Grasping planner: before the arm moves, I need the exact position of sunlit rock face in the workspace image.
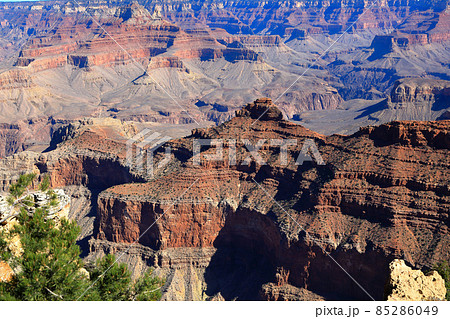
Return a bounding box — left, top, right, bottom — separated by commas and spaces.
386, 259, 447, 301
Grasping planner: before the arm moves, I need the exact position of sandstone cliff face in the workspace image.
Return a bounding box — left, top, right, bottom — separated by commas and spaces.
0, 119, 58, 158
0, 99, 449, 299
155, 0, 448, 37
0, 69, 32, 90
11, 3, 265, 73
370, 10, 450, 52
1, 0, 448, 136
358, 78, 450, 123
0, 0, 449, 299
386, 259, 447, 301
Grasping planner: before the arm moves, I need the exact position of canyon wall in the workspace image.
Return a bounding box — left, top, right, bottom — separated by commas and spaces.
0, 99, 448, 299
43, 98, 448, 300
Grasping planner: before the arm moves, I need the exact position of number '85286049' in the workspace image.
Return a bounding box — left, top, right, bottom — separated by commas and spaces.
376, 306, 438, 316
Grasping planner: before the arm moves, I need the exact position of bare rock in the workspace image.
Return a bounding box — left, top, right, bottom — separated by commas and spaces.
389, 78, 450, 107
236, 98, 284, 121
0, 261, 13, 283
386, 259, 447, 301
261, 283, 325, 301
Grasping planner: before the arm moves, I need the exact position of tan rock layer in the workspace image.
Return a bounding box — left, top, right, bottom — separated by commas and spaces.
386, 259, 447, 301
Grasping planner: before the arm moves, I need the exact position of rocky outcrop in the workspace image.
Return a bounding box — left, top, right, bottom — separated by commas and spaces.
156, 0, 448, 37
328, 8, 450, 99
261, 283, 325, 301
0, 69, 32, 90
1, 0, 448, 135
48, 118, 138, 151
235, 98, 284, 120
0, 99, 449, 300
2, 0, 442, 40
359, 120, 450, 149
0, 119, 58, 158
146, 56, 187, 71
11, 3, 265, 72
0, 61, 449, 297
357, 78, 450, 122
0, 0, 450, 299
389, 78, 450, 107
80, 99, 450, 300
295, 78, 450, 135
370, 14, 450, 54
385, 259, 447, 301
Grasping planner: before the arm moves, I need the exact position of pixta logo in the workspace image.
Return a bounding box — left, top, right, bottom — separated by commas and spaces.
126, 129, 173, 176
126, 131, 325, 175
192, 138, 325, 166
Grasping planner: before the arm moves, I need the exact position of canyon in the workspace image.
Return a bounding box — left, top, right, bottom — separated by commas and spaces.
0, 0, 449, 157
0, 0, 449, 301
0, 98, 448, 300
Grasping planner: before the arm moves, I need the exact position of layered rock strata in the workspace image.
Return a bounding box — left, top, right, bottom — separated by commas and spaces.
0, 97, 449, 299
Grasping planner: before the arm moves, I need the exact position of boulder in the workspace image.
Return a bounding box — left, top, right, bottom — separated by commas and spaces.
386, 259, 447, 301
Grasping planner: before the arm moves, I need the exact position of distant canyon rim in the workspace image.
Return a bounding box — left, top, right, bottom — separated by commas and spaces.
0, 0, 449, 157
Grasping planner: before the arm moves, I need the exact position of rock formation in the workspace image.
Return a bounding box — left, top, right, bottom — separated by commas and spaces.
0, 261, 13, 283
0, 0, 448, 159
385, 259, 447, 301
0, 98, 448, 300
0, 0, 450, 299
362, 78, 450, 122
294, 77, 450, 136
388, 78, 450, 108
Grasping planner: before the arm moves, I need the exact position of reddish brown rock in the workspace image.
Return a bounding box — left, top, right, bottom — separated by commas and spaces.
0, 99, 439, 300
0, 98, 448, 300
235, 98, 284, 121
42, 99, 445, 300
10, 3, 263, 73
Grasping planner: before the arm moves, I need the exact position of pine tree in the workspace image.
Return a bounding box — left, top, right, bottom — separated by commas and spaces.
0, 174, 90, 300
89, 254, 132, 301
4, 209, 90, 300
88, 254, 164, 301
132, 268, 165, 301
0, 174, 164, 301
